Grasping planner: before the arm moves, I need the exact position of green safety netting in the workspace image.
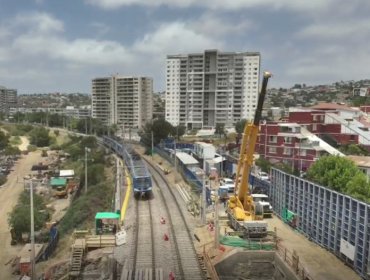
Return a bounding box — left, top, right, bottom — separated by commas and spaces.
219, 236, 275, 250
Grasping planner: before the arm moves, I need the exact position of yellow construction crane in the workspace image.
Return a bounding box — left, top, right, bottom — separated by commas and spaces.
227, 71, 272, 238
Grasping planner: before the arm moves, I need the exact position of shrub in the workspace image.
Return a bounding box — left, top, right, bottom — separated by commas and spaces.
27, 145, 37, 152
49, 143, 61, 150
58, 182, 114, 235
0, 175, 7, 186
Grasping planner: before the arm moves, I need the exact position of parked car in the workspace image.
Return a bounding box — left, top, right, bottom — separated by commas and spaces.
257, 171, 270, 181
220, 178, 235, 193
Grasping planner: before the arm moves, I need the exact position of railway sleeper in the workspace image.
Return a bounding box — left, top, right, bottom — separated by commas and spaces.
197, 254, 213, 280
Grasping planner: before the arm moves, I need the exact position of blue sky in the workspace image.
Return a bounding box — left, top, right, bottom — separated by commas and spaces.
1, 0, 370, 94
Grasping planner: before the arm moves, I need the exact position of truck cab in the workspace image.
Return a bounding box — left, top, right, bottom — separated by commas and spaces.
251, 194, 273, 217
220, 178, 235, 194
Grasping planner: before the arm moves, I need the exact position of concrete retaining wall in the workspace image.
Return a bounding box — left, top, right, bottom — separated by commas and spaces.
215, 250, 299, 280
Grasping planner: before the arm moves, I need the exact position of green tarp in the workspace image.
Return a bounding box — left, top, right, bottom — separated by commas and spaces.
220, 236, 275, 250
50, 177, 67, 187
95, 212, 120, 220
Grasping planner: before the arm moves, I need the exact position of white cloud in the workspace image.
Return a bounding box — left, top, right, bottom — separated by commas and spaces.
298, 19, 370, 40
13, 34, 131, 65
134, 22, 222, 55
0, 11, 224, 91
86, 0, 333, 12
13, 12, 64, 33
90, 22, 111, 37
189, 12, 255, 38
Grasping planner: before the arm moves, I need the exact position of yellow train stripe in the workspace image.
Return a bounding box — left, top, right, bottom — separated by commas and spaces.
120, 168, 132, 223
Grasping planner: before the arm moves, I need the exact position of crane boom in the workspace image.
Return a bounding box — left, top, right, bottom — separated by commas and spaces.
228, 71, 272, 229
236, 71, 272, 210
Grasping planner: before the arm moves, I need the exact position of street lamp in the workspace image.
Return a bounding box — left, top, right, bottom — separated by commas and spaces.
85, 147, 91, 194
30, 180, 36, 280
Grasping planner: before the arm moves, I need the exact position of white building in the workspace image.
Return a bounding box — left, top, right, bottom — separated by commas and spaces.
166, 49, 260, 130
9, 106, 91, 119
193, 142, 216, 159
0, 86, 17, 114
91, 75, 153, 128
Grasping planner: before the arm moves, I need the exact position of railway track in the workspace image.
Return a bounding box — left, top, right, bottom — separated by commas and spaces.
114, 142, 204, 279
132, 196, 155, 279
144, 158, 204, 280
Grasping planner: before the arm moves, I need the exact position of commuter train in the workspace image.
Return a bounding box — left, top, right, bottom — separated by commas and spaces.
103, 136, 152, 197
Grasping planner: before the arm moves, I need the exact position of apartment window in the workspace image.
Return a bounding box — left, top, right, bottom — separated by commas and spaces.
283, 147, 292, 155
299, 149, 307, 156
269, 147, 277, 154
312, 124, 317, 131
284, 137, 292, 144
269, 136, 277, 143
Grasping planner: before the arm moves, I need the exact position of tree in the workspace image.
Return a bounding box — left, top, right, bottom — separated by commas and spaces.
139, 119, 174, 146
8, 191, 49, 239
306, 155, 370, 201
0, 130, 9, 150
4, 146, 21, 156
255, 157, 272, 173
215, 123, 226, 138
48, 113, 64, 127
29, 127, 50, 147
346, 173, 370, 202
235, 119, 247, 134
171, 125, 186, 140
339, 144, 369, 156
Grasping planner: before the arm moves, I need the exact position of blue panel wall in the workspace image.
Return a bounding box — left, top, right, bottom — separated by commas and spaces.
270, 168, 370, 279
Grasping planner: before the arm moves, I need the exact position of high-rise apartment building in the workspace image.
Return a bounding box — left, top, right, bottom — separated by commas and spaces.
91, 76, 153, 128
0, 86, 17, 114
166, 50, 260, 129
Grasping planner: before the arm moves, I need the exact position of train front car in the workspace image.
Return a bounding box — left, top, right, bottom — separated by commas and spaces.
132, 174, 152, 198
102, 136, 152, 198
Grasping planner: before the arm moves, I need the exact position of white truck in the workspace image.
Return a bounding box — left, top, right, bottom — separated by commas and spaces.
251, 194, 273, 217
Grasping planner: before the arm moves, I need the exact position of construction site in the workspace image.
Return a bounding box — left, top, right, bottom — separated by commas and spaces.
0, 74, 365, 280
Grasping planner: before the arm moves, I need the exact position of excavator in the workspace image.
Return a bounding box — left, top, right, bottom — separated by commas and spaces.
227, 71, 272, 238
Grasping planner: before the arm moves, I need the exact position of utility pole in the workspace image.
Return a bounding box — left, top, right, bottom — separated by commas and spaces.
30, 180, 36, 280
174, 139, 177, 183
151, 130, 154, 158
85, 147, 90, 194
85, 118, 88, 135
201, 157, 207, 225
214, 186, 219, 249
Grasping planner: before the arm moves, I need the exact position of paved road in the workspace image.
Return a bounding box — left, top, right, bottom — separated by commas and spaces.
0, 150, 42, 279
267, 216, 360, 280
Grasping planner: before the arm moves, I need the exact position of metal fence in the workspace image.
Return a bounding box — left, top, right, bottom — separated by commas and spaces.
270, 168, 370, 279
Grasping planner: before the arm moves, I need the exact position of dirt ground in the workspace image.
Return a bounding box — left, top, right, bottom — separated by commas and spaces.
0, 149, 42, 279
146, 150, 361, 280
267, 216, 360, 280
18, 136, 29, 151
